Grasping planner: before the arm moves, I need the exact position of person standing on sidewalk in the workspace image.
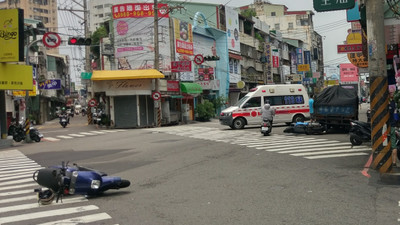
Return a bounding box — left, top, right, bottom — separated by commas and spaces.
309, 94, 315, 123
389, 91, 398, 167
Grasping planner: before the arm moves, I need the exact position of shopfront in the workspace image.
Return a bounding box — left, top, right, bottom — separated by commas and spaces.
180, 82, 202, 121
91, 69, 164, 128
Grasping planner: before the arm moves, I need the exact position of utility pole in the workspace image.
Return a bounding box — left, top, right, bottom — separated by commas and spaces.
366, 0, 391, 173
154, 0, 161, 127
58, 0, 91, 96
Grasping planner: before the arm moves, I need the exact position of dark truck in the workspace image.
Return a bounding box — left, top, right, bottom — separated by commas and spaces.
314, 85, 359, 130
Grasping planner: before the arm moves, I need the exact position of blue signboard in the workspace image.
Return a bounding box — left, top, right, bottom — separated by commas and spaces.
296, 48, 303, 64
38, 79, 61, 90
304, 51, 311, 65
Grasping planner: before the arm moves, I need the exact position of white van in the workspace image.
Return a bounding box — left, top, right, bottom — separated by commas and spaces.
219, 84, 310, 129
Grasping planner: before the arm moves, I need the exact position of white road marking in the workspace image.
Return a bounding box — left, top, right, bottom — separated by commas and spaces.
0, 205, 99, 224
69, 133, 85, 137
37, 212, 112, 225
56, 135, 74, 139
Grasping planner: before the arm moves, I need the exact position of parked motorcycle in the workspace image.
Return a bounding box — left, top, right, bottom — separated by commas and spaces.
59, 114, 69, 128
33, 161, 130, 203
349, 120, 371, 146
260, 119, 272, 136
8, 120, 43, 142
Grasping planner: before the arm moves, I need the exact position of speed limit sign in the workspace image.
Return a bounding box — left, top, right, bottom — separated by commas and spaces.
152, 91, 161, 101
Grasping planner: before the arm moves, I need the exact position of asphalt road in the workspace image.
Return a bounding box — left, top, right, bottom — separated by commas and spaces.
2, 103, 399, 225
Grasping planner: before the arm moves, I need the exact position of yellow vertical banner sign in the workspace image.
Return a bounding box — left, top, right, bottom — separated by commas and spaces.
0, 63, 33, 90
0, 8, 24, 62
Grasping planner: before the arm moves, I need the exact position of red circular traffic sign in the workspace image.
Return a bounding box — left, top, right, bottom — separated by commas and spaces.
88, 98, 98, 107
42, 32, 61, 48
194, 54, 204, 65
152, 91, 161, 101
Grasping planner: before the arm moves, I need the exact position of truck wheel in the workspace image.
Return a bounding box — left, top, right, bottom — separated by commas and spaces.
350, 135, 362, 146
292, 115, 305, 123
232, 118, 245, 129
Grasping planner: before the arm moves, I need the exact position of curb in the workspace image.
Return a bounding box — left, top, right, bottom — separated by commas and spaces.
380, 170, 400, 185
0, 139, 14, 149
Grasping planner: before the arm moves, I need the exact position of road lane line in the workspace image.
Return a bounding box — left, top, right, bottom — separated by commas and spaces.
56, 135, 74, 139
290, 148, 371, 156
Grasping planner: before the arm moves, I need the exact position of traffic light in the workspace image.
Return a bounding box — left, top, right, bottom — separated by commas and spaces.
204, 55, 220, 61
68, 37, 91, 46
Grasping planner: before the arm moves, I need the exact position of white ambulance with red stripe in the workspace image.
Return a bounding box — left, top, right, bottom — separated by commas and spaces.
219, 84, 310, 129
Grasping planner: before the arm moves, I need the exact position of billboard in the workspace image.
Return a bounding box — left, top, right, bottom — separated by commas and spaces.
225, 6, 240, 53
113, 3, 171, 72
0, 8, 24, 62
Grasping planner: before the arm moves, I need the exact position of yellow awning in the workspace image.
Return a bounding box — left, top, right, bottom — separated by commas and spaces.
91, 69, 164, 80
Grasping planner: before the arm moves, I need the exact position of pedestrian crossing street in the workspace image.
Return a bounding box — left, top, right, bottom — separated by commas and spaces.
149, 125, 371, 160
42, 129, 127, 142
0, 149, 116, 225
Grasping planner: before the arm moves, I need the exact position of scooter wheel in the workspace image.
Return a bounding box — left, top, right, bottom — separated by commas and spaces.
33, 136, 41, 142
350, 135, 362, 146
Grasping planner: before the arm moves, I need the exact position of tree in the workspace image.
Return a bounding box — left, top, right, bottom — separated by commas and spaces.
195, 100, 215, 122
91, 26, 109, 62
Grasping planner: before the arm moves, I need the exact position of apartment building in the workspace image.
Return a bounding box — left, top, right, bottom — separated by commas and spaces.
0, 0, 58, 32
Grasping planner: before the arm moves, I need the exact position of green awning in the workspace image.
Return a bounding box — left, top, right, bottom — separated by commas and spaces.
180, 82, 203, 94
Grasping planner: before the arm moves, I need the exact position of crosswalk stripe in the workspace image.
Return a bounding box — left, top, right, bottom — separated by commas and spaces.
0, 205, 99, 224
0, 178, 35, 186
56, 135, 74, 139
90, 131, 105, 134
0, 156, 28, 162
0, 161, 39, 168
245, 139, 338, 148
291, 148, 371, 156
0, 194, 38, 204
0, 183, 38, 192
0, 189, 35, 197
0, 196, 88, 213
0, 150, 24, 157
268, 142, 353, 152
69, 134, 85, 137
257, 140, 340, 150
279, 145, 368, 154
305, 153, 368, 159
0, 173, 33, 182
0, 165, 41, 172
79, 132, 96, 135
43, 137, 60, 142
0, 167, 43, 175
0, 170, 35, 178
37, 212, 112, 225
100, 130, 118, 133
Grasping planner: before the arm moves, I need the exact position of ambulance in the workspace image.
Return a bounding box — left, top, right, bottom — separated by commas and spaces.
219, 84, 310, 129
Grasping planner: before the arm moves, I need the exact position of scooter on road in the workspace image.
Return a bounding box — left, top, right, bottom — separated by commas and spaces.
349, 120, 371, 146
33, 161, 130, 204
260, 119, 272, 136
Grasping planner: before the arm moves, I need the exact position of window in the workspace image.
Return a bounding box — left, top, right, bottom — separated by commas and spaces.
243, 97, 261, 108
271, 12, 276, 16
288, 22, 293, 29
274, 23, 280, 30
98, 14, 104, 18
95, 5, 104, 9
264, 95, 304, 106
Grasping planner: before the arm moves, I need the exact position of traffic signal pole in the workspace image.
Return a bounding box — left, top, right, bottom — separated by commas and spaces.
366, 0, 392, 173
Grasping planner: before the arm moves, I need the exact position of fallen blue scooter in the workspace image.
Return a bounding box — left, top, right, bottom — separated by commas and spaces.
284, 121, 326, 135
33, 161, 130, 203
